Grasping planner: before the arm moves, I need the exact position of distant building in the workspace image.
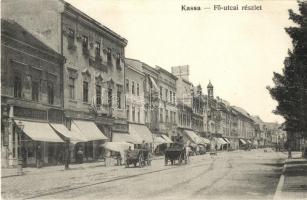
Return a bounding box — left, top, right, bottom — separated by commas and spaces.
123, 58, 154, 148
155, 66, 178, 139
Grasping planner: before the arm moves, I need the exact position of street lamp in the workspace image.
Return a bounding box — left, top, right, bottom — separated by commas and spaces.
17, 121, 24, 175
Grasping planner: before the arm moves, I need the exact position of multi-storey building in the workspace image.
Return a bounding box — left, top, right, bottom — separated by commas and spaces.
1, 19, 65, 167
251, 115, 267, 147
192, 85, 205, 135
142, 63, 160, 135
232, 106, 255, 148
3, 0, 128, 162
155, 66, 177, 139
122, 58, 153, 147
174, 76, 194, 141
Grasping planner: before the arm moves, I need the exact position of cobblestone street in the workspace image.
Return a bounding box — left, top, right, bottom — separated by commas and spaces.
2, 149, 288, 200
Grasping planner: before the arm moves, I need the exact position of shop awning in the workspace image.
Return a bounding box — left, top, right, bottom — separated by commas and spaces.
216, 137, 228, 145
15, 120, 64, 143
129, 124, 153, 143
72, 120, 108, 141
183, 130, 203, 144
161, 134, 173, 143
50, 123, 86, 144
100, 142, 133, 152
223, 138, 231, 144
153, 135, 168, 145
112, 132, 142, 144
200, 137, 210, 144
240, 139, 247, 144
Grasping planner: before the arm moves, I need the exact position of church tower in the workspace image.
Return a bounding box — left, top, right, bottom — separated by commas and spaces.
207, 81, 214, 99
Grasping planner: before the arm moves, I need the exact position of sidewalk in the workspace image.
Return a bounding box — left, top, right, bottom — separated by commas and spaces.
1, 155, 165, 178
274, 152, 307, 200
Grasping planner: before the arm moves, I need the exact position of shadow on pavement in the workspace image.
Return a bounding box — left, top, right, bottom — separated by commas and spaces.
259, 162, 284, 168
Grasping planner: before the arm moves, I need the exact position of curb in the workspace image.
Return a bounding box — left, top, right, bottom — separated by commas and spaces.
273, 159, 289, 200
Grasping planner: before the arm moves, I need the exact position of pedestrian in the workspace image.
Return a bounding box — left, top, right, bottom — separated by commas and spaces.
21, 146, 27, 167
141, 140, 146, 149
77, 147, 84, 164
36, 144, 42, 168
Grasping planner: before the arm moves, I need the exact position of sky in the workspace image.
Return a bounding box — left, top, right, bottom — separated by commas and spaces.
66, 0, 299, 123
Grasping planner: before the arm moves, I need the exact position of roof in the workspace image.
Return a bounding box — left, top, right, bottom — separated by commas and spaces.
264, 122, 280, 130
231, 106, 253, 121
1, 19, 64, 60
63, 1, 127, 46
155, 66, 178, 80
125, 58, 144, 75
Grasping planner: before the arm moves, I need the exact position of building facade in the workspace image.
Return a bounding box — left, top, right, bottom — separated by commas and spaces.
156, 66, 177, 139
1, 19, 65, 167
3, 0, 128, 162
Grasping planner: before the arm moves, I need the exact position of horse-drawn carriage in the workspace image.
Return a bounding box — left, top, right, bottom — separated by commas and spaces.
125, 149, 151, 168
164, 143, 188, 165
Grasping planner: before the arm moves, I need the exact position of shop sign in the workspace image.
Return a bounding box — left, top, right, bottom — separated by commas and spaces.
14, 106, 47, 120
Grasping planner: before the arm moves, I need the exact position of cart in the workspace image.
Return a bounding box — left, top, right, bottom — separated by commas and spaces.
164, 143, 188, 165
125, 149, 151, 168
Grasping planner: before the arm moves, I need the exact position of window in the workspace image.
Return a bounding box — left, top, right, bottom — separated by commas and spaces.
116, 53, 121, 68
47, 82, 54, 105
132, 107, 135, 122
83, 82, 89, 102
170, 91, 172, 102
165, 89, 168, 101
132, 81, 135, 95
107, 48, 112, 64
14, 76, 22, 98
117, 91, 121, 109
173, 92, 176, 103
137, 83, 139, 96
126, 79, 129, 92
137, 108, 140, 123
108, 88, 112, 107
166, 110, 169, 123
160, 86, 163, 99
82, 35, 88, 49
95, 41, 100, 56
69, 77, 75, 99
160, 108, 163, 122
96, 85, 102, 106
31, 81, 39, 102
68, 28, 75, 38
126, 105, 130, 120
170, 111, 173, 124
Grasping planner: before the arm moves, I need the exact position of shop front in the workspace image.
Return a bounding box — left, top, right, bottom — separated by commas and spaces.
14, 119, 65, 167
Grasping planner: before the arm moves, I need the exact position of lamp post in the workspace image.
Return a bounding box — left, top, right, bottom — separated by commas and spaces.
17, 121, 24, 175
